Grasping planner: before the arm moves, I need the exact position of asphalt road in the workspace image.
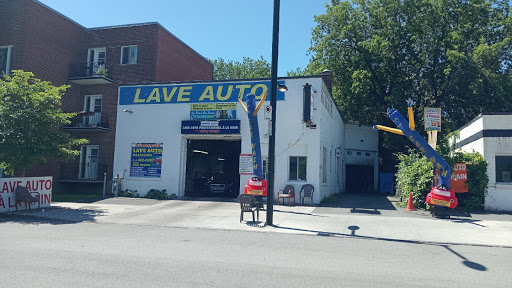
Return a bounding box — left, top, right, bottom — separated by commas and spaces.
1, 220, 511, 288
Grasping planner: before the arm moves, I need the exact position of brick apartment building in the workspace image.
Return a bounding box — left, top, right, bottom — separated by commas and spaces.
0, 0, 213, 193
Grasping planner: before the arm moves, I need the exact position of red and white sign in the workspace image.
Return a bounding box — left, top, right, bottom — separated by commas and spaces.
264, 105, 271, 120
436, 163, 468, 193
451, 163, 468, 193
0, 177, 53, 212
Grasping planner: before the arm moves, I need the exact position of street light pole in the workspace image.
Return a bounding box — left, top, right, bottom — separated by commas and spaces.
267, 0, 281, 226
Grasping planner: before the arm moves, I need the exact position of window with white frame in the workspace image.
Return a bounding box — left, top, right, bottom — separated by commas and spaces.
121, 45, 138, 65
289, 156, 307, 181
0, 45, 13, 75
496, 156, 512, 183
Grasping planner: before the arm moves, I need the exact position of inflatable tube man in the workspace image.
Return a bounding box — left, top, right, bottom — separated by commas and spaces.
238, 92, 268, 198
374, 99, 458, 209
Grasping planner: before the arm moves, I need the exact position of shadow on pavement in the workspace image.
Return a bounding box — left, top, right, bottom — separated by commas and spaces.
0, 206, 105, 225
319, 193, 397, 210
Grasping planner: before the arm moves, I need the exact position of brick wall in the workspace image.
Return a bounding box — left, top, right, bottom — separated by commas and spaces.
156, 26, 213, 82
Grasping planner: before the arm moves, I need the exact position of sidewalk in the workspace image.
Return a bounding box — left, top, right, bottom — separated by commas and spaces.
4, 197, 512, 248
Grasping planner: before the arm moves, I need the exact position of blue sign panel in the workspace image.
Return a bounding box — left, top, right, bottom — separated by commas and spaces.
119, 81, 286, 105
181, 120, 240, 134
130, 143, 163, 178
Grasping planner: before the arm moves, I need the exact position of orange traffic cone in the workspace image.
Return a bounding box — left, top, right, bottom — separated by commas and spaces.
406, 193, 416, 211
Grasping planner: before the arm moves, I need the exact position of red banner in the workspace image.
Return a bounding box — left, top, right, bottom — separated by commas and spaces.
436, 163, 468, 193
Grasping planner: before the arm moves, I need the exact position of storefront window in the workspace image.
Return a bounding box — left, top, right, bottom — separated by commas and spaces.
289, 156, 307, 181
262, 158, 268, 180
496, 156, 512, 183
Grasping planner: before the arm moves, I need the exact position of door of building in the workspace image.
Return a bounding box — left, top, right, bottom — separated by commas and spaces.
87, 47, 106, 75
84, 95, 102, 127
79, 145, 99, 180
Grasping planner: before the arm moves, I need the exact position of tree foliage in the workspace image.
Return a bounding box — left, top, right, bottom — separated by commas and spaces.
210, 56, 271, 80
308, 0, 512, 170
0, 70, 87, 175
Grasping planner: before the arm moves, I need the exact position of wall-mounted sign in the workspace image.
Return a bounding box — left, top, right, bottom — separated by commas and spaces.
130, 143, 163, 178
425, 107, 442, 131
0, 177, 53, 212
181, 120, 240, 134
190, 103, 237, 120
119, 81, 286, 105
239, 154, 253, 175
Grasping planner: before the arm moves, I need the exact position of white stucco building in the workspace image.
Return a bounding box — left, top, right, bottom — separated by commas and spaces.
454, 113, 512, 211
112, 74, 378, 204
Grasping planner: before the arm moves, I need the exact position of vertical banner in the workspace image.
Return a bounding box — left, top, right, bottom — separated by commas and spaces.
130, 143, 163, 177
0, 177, 53, 212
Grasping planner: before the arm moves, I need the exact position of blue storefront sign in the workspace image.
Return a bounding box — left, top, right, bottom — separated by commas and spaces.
130, 143, 163, 178
119, 81, 286, 105
181, 120, 240, 134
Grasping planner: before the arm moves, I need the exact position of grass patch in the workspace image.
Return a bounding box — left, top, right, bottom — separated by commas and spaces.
52, 193, 103, 203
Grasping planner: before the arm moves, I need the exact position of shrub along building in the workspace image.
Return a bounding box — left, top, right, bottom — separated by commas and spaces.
0, 0, 213, 193
113, 73, 380, 203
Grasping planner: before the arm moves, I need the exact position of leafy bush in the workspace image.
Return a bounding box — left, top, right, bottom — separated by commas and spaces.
395, 150, 433, 210
320, 192, 339, 204
118, 189, 139, 198
145, 189, 176, 200
446, 151, 488, 211
395, 149, 488, 211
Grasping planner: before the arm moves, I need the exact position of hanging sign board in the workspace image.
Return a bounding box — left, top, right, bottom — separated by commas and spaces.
239, 154, 253, 175
190, 103, 237, 120
424, 107, 441, 131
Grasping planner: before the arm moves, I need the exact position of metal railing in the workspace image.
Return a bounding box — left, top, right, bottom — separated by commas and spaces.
59, 162, 109, 182
68, 62, 112, 79
65, 112, 110, 129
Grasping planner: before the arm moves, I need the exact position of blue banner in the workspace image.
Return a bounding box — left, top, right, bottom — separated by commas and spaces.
181, 120, 240, 134
130, 143, 163, 178
119, 81, 285, 105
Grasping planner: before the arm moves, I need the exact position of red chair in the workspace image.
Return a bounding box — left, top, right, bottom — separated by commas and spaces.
277, 185, 295, 206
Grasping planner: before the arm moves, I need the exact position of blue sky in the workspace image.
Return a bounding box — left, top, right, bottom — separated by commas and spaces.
38, 0, 330, 76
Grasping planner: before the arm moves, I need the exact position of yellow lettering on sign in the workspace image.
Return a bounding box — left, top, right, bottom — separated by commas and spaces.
216, 85, 234, 101
146, 88, 161, 103
251, 84, 268, 99
441, 170, 448, 177
236, 84, 251, 99
253, 164, 258, 170
133, 88, 145, 103
177, 86, 192, 102
199, 86, 214, 101
163, 87, 178, 102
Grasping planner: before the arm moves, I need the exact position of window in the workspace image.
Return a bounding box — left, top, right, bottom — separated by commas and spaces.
121, 45, 138, 65
262, 158, 268, 180
289, 156, 307, 181
0, 45, 13, 75
496, 156, 512, 183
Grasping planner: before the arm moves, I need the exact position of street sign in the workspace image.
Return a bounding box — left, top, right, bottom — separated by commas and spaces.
264, 105, 271, 120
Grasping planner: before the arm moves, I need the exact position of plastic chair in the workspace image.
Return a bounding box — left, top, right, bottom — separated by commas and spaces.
15, 186, 40, 211
277, 185, 295, 206
237, 194, 259, 222
300, 184, 314, 205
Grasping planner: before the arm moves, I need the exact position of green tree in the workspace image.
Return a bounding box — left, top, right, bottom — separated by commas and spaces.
308, 0, 512, 170
210, 56, 271, 80
0, 70, 87, 176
